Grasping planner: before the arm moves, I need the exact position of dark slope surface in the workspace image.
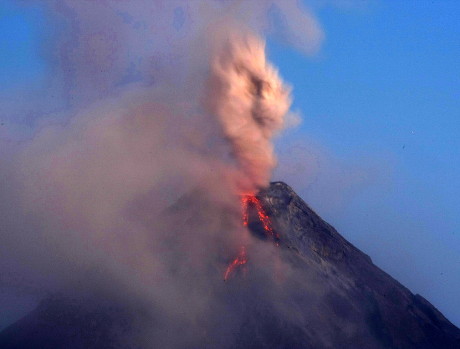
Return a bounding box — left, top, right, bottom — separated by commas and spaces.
1, 181, 459, 349
254, 182, 460, 349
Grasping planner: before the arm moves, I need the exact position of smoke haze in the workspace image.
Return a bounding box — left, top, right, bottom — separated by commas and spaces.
0, 0, 325, 347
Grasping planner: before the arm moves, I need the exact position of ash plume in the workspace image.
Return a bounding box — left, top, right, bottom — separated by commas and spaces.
0, 1, 324, 348
207, 31, 292, 191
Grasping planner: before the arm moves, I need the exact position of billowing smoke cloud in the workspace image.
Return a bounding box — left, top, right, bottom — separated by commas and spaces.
207, 31, 291, 191
0, 0, 325, 347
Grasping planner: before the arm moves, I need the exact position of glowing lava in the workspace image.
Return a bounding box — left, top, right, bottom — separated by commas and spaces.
224, 194, 279, 281
224, 246, 248, 281
241, 195, 280, 244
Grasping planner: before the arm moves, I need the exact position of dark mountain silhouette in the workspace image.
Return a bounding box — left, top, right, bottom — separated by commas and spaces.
1, 181, 459, 349
252, 182, 460, 348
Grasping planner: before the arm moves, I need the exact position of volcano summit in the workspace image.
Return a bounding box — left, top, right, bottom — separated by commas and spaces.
1, 182, 459, 349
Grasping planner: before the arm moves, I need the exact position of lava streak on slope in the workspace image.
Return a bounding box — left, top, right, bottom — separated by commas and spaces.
241, 195, 280, 244
224, 246, 248, 281
224, 194, 279, 281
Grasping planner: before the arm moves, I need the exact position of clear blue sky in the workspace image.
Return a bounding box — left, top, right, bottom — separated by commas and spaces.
270, 1, 460, 326
1, 0, 459, 328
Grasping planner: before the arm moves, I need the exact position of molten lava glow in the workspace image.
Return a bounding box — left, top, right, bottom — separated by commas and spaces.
224, 246, 248, 281
224, 195, 279, 281
241, 195, 280, 243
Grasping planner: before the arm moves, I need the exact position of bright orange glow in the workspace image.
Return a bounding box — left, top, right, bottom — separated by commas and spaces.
224, 194, 280, 281
224, 246, 248, 281
241, 195, 279, 244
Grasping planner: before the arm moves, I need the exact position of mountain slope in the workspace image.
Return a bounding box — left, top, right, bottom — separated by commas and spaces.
254, 182, 460, 349
1, 181, 459, 349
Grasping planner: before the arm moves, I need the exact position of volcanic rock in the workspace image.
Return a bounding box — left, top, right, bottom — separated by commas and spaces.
1, 181, 459, 349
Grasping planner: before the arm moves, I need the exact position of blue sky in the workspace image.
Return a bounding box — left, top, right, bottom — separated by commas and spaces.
1, 0, 459, 328
0, 1, 47, 90
271, 1, 460, 326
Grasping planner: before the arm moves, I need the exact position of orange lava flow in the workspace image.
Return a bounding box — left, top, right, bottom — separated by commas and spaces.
241, 195, 280, 243
224, 246, 248, 281
224, 194, 280, 281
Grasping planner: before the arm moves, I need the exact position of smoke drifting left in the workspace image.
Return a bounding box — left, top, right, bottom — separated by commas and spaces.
0, 1, 323, 347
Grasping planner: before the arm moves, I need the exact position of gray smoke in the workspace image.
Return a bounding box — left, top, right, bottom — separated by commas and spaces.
0, 1, 324, 347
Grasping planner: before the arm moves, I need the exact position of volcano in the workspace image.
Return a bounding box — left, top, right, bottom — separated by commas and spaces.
1, 182, 459, 349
